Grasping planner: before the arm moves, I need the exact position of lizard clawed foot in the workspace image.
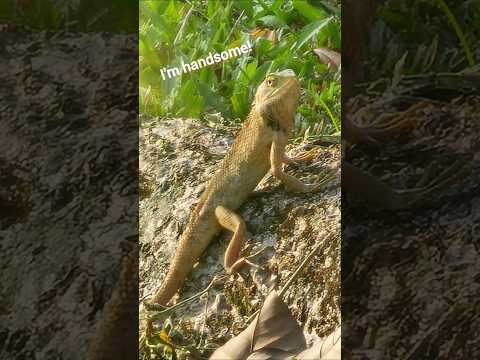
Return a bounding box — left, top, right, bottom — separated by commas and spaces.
284, 147, 322, 165
225, 246, 267, 274
297, 167, 338, 193
215, 205, 267, 274
226, 258, 263, 274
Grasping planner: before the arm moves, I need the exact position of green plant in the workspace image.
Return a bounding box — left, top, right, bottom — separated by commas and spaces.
140, 0, 341, 139
0, 0, 136, 32
432, 0, 475, 66
373, 0, 479, 77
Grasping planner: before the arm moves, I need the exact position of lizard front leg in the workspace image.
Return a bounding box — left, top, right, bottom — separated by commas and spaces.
283, 147, 321, 165
271, 133, 335, 192
215, 205, 261, 274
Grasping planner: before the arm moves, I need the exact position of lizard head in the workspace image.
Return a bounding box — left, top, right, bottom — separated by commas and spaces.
255, 69, 301, 130
255, 69, 301, 104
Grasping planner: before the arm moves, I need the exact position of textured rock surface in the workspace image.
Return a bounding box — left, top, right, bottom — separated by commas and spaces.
344, 77, 480, 359
140, 117, 340, 357
0, 25, 137, 359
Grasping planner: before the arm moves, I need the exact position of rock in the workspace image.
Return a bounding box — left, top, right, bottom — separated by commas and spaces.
140, 118, 341, 357
0, 25, 137, 359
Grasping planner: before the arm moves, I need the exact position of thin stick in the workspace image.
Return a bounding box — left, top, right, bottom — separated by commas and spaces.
246, 232, 334, 323
173, 5, 194, 47
278, 236, 330, 298
144, 274, 226, 319
224, 10, 245, 45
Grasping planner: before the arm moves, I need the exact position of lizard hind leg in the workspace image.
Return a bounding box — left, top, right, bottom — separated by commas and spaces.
215, 205, 261, 274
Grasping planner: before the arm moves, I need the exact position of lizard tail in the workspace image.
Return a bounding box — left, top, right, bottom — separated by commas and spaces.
144, 210, 219, 336
150, 254, 194, 306
88, 247, 138, 360
148, 214, 218, 306
150, 228, 204, 306
144, 250, 195, 337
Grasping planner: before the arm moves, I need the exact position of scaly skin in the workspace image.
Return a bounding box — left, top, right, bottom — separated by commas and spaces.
145, 70, 335, 335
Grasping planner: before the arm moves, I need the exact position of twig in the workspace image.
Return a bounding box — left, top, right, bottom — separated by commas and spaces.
224, 10, 245, 45
278, 235, 332, 298
433, 0, 475, 67
199, 284, 210, 348
312, 135, 341, 146
145, 274, 226, 319
173, 5, 194, 47
246, 233, 334, 323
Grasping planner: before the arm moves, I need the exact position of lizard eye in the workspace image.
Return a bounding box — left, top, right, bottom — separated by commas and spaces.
266, 78, 275, 87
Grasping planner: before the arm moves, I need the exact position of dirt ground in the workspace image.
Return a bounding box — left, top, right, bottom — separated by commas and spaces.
343, 74, 480, 359
0, 25, 137, 359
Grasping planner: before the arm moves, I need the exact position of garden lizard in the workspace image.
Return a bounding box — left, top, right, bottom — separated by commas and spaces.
145, 69, 335, 334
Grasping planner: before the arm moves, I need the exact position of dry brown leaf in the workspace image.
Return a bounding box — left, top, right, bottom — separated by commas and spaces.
297, 327, 341, 360
250, 28, 278, 43
209, 291, 306, 359
209, 320, 257, 360
247, 327, 341, 360
251, 290, 306, 353
247, 349, 293, 359
313, 48, 341, 71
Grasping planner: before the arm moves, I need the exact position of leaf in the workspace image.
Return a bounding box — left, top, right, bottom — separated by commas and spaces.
254, 38, 275, 58
377, 7, 417, 34
252, 62, 274, 86
232, 0, 254, 18
209, 320, 256, 360
209, 291, 306, 360
296, 327, 341, 359
246, 327, 341, 359
159, 330, 174, 353
247, 349, 294, 359
422, 35, 438, 72
231, 90, 249, 118
313, 48, 341, 71
293, 0, 327, 21
258, 15, 287, 28
251, 291, 306, 352
392, 51, 408, 87
292, 17, 333, 51
175, 79, 204, 117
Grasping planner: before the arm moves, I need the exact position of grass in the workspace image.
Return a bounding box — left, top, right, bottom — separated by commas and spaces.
140, 0, 342, 140
0, 0, 137, 33
432, 0, 475, 67
371, 0, 479, 78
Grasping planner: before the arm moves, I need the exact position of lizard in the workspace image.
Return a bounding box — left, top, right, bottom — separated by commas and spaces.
144, 69, 336, 335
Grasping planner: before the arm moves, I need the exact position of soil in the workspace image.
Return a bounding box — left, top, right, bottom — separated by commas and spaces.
343, 74, 480, 359
0, 25, 137, 360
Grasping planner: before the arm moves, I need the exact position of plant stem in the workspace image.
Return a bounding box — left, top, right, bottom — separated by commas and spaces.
433, 0, 475, 67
